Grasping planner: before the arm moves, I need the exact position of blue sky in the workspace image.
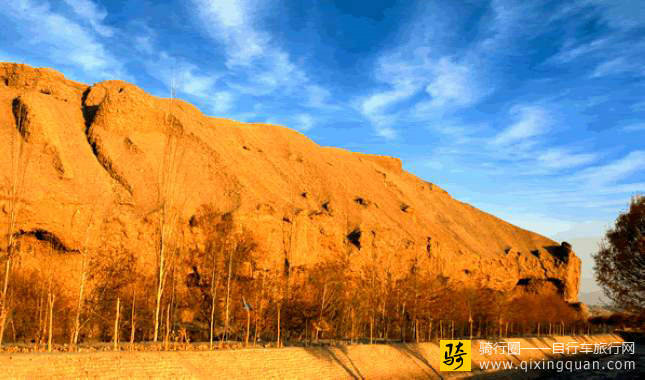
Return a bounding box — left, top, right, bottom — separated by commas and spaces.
1, 0, 644, 286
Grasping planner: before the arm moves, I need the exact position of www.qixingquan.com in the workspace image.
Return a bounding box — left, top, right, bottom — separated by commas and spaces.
479, 358, 637, 372
439, 340, 637, 373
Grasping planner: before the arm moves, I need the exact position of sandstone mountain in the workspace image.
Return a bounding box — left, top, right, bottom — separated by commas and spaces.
0, 63, 580, 303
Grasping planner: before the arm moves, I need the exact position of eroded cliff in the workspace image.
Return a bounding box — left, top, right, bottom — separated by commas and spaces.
0, 63, 580, 303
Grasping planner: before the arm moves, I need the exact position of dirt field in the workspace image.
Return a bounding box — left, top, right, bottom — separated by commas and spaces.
0, 334, 630, 379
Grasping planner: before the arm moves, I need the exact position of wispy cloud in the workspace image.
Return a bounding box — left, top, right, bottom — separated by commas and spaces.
192, 0, 268, 67
575, 150, 645, 186
145, 53, 220, 99
622, 123, 645, 132
537, 148, 598, 169
358, 51, 486, 138
551, 37, 612, 64
592, 57, 644, 78
265, 113, 315, 132
189, 0, 335, 126
210, 91, 234, 115
62, 0, 114, 38
1, 0, 123, 79
586, 0, 645, 31
493, 105, 551, 146
293, 113, 314, 131
421, 58, 484, 109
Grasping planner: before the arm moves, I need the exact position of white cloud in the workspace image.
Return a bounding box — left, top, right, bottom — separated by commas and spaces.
493, 105, 551, 145
358, 51, 486, 139
63, 0, 114, 37
191, 0, 335, 113
356, 49, 428, 138
551, 37, 612, 63
180, 69, 218, 98
145, 53, 219, 99
361, 85, 416, 119
293, 114, 314, 131
553, 220, 612, 240
479, 0, 544, 51
575, 150, 645, 186
0, 50, 18, 63
622, 123, 645, 132
374, 125, 397, 140
304, 84, 339, 110
1, 0, 123, 79
211, 91, 234, 115
537, 148, 597, 169
631, 101, 645, 112
192, 0, 267, 67
483, 207, 576, 238
586, 0, 645, 31
134, 33, 155, 55
424, 58, 482, 108
591, 57, 643, 77
264, 113, 315, 132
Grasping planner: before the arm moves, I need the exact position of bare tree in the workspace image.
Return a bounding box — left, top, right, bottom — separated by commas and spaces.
70, 209, 99, 350
153, 80, 186, 343
113, 297, 120, 351
0, 72, 32, 345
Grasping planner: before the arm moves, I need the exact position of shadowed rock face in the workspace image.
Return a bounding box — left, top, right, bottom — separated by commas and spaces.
0, 63, 580, 301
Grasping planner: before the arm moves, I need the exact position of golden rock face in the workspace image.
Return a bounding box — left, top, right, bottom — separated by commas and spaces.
0, 63, 580, 303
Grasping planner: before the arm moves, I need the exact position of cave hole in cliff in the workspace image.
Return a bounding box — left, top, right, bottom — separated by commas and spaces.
547, 277, 565, 294
15, 229, 76, 253
545, 243, 571, 263
12, 97, 29, 140
301, 192, 307, 198
321, 201, 330, 212
354, 197, 368, 206
284, 258, 290, 276
347, 228, 362, 249
80, 88, 99, 131
40, 88, 52, 95
516, 278, 531, 286
531, 249, 540, 258
400, 203, 410, 213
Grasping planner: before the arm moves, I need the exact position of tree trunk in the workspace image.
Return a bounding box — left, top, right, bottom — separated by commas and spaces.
72, 255, 87, 349
277, 303, 281, 348
47, 292, 55, 352
164, 302, 171, 350
209, 276, 218, 350
130, 293, 136, 351
224, 248, 233, 343
245, 307, 251, 347
254, 276, 264, 347
153, 237, 165, 343
113, 297, 121, 351
0, 258, 12, 346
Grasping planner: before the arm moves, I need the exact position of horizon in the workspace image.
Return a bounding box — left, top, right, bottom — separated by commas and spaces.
1, 0, 644, 290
